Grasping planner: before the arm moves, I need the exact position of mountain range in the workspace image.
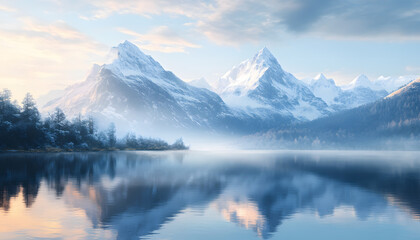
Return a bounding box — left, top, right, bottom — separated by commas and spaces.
214, 47, 329, 121
308, 74, 389, 111
40, 40, 419, 142
247, 77, 420, 149
42, 41, 238, 137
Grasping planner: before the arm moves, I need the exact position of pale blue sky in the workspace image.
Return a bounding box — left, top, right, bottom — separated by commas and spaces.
0, 0, 419, 99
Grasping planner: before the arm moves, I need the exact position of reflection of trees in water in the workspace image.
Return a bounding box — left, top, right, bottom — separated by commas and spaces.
0, 152, 419, 239
0, 152, 118, 211
0, 151, 189, 211
0, 151, 223, 239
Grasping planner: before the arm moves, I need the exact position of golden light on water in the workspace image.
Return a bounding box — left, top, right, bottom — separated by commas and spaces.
0, 182, 115, 239
212, 198, 266, 237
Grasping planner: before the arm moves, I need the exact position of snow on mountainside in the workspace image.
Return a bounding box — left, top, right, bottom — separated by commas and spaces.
375, 75, 420, 92
216, 47, 329, 121
338, 75, 393, 108
310, 76, 420, 135
36, 89, 65, 109
39, 41, 418, 138
308, 73, 341, 106
186, 77, 214, 91
309, 74, 389, 111
342, 74, 379, 90
308, 73, 419, 112
341, 74, 419, 93
257, 77, 420, 149
42, 41, 237, 137
217, 47, 274, 95
386, 77, 420, 98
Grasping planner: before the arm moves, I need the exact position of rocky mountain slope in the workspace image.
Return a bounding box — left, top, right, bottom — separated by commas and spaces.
215, 48, 329, 121
42, 41, 239, 137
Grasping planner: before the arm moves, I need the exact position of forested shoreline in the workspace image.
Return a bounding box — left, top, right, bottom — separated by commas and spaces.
0, 89, 188, 152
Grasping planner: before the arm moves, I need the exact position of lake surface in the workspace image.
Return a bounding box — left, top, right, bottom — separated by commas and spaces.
0, 150, 420, 240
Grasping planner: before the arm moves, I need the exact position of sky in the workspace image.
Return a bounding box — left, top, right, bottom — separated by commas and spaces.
0, 0, 419, 100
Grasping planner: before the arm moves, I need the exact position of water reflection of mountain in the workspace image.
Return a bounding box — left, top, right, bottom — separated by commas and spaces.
0, 153, 117, 211
214, 152, 420, 238
215, 171, 389, 238
285, 153, 420, 218
0, 151, 419, 239
0, 152, 224, 239
63, 163, 224, 239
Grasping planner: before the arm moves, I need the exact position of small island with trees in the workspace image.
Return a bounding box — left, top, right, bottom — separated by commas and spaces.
0, 89, 188, 152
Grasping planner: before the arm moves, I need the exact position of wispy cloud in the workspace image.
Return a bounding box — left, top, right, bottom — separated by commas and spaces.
118, 26, 200, 53
0, 4, 17, 12
0, 18, 106, 100
21, 19, 91, 41
405, 65, 420, 73
77, 0, 420, 44
79, 0, 205, 20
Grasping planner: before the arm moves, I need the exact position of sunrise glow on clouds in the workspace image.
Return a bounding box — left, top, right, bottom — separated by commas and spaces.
0, 0, 419, 100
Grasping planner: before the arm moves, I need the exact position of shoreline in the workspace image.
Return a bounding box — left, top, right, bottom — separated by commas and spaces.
0, 148, 189, 154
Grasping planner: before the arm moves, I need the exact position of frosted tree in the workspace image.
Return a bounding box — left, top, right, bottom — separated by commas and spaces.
107, 123, 117, 148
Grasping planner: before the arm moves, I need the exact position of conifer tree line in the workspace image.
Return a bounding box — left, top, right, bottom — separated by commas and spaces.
0, 89, 188, 151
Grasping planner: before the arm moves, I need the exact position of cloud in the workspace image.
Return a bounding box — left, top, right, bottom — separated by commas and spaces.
80, 0, 205, 19
311, 0, 420, 39
0, 18, 107, 100
0, 4, 17, 12
405, 65, 420, 73
77, 0, 420, 44
118, 26, 200, 53
21, 19, 91, 41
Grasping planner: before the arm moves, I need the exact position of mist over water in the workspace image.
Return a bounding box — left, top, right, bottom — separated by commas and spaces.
0, 150, 420, 239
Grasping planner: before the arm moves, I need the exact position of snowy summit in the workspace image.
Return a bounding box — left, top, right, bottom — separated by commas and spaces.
216, 47, 329, 121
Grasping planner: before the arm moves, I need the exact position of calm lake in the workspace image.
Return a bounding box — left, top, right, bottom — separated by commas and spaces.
0, 150, 419, 240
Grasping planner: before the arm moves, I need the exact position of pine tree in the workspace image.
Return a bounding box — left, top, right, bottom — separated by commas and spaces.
19, 93, 43, 148
0, 89, 185, 151
0, 89, 21, 148
107, 123, 117, 148
21, 93, 40, 123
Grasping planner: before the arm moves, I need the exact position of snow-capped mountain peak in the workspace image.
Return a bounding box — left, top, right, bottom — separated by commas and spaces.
314, 73, 327, 81
216, 48, 329, 121
308, 73, 342, 106
345, 74, 373, 89
217, 47, 283, 95
104, 40, 164, 78
311, 73, 336, 86
42, 40, 240, 138
38, 40, 420, 140
253, 47, 278, 66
